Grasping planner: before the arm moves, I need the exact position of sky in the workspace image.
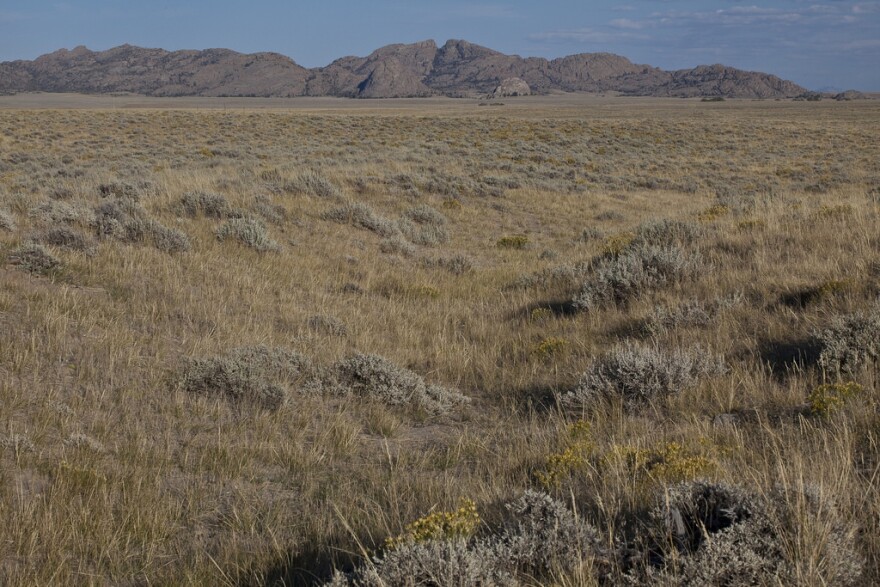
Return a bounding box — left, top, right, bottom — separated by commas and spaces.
1, 1, 878, 91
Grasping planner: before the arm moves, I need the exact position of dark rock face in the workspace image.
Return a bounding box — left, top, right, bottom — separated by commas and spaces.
0, 40, 808, 99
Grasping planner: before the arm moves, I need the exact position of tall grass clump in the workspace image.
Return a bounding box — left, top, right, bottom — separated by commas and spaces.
564, 343, 726, 408
216, 217, 280, 252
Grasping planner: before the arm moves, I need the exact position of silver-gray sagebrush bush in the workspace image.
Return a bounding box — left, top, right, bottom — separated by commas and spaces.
180, 346, 313, 411
180, 191, 235, 219
816, 303, 880, 376
216, 216, 280, 252
397, 205, 449, 246
8, 243, 61, 276
331, 353, 468, 415
322, 202, 398, 237
0, 208, 15, 231
94, 198, 191, 253
495, 490, 603, 576
564, 343, 726, 408
631, 219, 706, 248
642, 294, 743, 337
335, 539, 511, 587
286, 170, 342, 199
573, 244, 703, 312
327, 491, 604, 587
634, 480, 862, 586
35, 226, 95, 253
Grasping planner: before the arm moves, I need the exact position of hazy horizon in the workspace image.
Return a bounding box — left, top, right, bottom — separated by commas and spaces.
2, 1, 879, 91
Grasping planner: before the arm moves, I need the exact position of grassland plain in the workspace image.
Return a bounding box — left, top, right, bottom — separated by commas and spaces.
0, 95, 878, 585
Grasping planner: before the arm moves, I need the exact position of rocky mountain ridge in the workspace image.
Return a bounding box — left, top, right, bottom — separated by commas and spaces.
0, 39, 807, 99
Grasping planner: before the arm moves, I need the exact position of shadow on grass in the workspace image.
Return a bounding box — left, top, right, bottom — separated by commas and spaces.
512, 299, 580, 321
510, 382, 561, 414
757, 337, 821, 378
255, 540, 357, 587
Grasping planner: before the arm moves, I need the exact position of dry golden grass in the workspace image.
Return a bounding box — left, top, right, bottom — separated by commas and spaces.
0, 97, 878, 585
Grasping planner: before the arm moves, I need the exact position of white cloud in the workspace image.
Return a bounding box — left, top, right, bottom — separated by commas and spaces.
529, 28, 649, 43
610, 18, 646, 30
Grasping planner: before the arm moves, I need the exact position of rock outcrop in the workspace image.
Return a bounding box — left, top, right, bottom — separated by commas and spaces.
0, 40, 809, 99
492, 78, 530, 98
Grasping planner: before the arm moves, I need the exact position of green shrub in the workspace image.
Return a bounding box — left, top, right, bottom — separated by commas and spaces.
808, 382, 864, 417
497, 235, 530, 250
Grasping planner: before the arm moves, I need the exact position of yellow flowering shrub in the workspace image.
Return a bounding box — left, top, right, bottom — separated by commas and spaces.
385, 499, 480, 550
808, 381, 864, 417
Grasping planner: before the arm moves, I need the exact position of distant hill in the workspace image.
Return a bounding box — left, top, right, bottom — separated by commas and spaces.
0, 40, 807, 99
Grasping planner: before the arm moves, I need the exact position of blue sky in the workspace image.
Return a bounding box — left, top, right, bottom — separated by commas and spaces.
1, 1, 878, 90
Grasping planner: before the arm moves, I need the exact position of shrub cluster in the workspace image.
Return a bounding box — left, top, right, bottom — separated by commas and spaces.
35, 226, 95, 253
816, 304, 880, 376
635, 481, 862, 586
564, 343, 726, 408
322, 202, 398, 237
180, 191, 235, 218
572, 244, 703, 311
397, 205, 449, 246
0, 208, 15, 231
216, 217, 280, 252
8, 243, 61, 276
94, 198, 191, 253
286, 170, 343, 199
329, 491, 603, 586
331, 353, 469, 415
179, 346, 313, 410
